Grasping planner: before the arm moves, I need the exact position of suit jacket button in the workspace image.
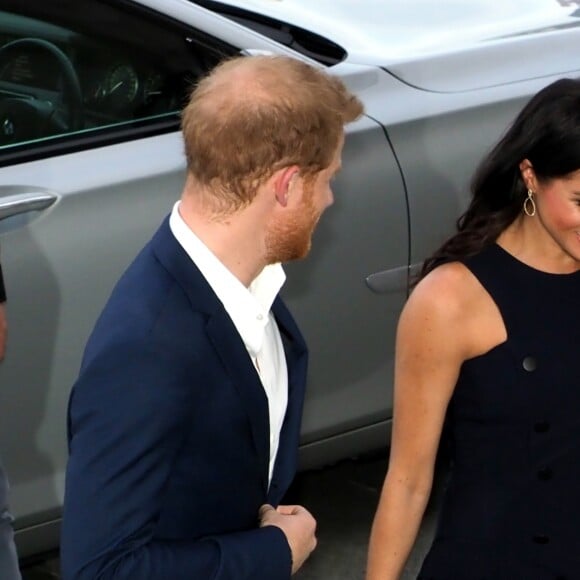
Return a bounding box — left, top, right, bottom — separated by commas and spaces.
537, 467, 553, 481
522, 356, 537, 371
532, 534, 550, 544
534, 420, 550, 433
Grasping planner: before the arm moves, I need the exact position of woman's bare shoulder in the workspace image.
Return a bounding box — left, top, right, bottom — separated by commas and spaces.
403, 261, 503, 360
400, 261, 490, 360
408, 261, 481, 317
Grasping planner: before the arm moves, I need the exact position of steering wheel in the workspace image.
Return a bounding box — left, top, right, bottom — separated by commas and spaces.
0, 37, 84, 145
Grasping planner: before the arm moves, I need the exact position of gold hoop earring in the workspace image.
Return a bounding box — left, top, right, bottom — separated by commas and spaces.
523, 189, 536, 217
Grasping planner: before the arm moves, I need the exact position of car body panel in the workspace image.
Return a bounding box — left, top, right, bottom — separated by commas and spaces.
200, 0, 580, 79
361, 71, 580, 265
283, 115, 408, 444
0, 133, 187, 551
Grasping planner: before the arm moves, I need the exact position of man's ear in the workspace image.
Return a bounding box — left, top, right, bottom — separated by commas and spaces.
273, 166, 300, 208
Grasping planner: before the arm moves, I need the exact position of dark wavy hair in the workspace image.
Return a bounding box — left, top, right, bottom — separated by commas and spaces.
419, 77, 580, 280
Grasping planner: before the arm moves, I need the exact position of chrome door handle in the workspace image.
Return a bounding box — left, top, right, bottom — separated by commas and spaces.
365, 262, 422, 294
0, 192, 57, 220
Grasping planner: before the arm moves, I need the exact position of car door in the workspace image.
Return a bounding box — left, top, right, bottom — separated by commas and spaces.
282, 88, 409, 468
0, 0, 249, 557
0, 0, 409, 558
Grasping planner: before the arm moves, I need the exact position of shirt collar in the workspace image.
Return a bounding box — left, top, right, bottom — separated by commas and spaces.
169, 201, 285, 355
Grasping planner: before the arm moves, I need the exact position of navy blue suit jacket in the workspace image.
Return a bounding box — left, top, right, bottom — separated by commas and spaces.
61, 217, 308, 579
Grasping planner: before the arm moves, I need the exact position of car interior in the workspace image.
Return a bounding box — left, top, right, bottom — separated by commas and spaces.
0, 0, 233, 153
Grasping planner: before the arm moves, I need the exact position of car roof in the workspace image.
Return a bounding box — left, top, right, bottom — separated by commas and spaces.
199, 0, 580, 90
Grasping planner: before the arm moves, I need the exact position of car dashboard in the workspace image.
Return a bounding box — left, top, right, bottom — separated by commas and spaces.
0, 8, 216, 146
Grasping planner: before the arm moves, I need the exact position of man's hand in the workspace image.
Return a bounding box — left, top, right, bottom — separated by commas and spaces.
0, 302, 6, 361
259, 503, 317, 575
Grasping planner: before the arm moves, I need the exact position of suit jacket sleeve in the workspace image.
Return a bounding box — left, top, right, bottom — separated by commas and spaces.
61, 324, 292, 580
0, 262, 6, 302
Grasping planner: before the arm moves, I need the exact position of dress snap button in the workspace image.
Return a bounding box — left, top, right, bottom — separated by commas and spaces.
534, 421, 550, 433
532, 534, 550, 544
537, 467, 553, 481
522, 356, 537, 371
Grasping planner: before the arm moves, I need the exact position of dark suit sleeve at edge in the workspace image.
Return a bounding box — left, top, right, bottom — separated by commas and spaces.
61, 336, 292, 580
0, 263, 6, 302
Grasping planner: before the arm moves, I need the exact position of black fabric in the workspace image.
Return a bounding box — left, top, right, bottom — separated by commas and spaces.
0, 263, 5, 303
419, 244, 580, 579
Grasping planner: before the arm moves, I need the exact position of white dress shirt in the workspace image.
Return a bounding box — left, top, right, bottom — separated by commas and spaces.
169, 201, 288, 485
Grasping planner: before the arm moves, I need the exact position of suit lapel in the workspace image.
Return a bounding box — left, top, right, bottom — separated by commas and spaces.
272, 297, 307, 361
205, 311, 270, 492
151, 217, 270, 492
151, 218, 309, 497
269, 298, 309, 502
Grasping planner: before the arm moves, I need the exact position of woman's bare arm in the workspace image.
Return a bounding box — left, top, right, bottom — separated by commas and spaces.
365, 263, 479, 580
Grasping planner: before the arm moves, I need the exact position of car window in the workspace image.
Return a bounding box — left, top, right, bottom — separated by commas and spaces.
0, 0, 234, 164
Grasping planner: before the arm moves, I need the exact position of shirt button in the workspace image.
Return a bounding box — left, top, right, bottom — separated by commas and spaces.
532, 534, 550, 545
537, 467, 553, 481
534, 421, 550, 433
257, 313, 264, 321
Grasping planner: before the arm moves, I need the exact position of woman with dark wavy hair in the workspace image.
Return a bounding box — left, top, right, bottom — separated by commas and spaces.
366, 77, 580, 579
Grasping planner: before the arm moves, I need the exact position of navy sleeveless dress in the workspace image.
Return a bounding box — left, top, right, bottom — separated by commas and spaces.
418, 244, 580, 580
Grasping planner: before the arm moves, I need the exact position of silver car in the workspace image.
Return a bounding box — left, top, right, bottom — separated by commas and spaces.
0, 0, 578, 560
